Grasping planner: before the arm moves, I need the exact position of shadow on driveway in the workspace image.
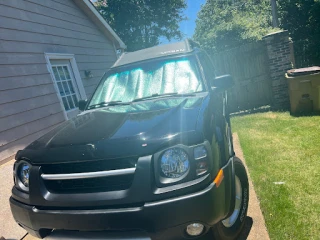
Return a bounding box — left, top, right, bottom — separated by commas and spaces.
0, 161, 27, 240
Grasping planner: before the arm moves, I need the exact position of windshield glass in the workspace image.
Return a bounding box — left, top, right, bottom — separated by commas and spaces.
88, 57, 203, 108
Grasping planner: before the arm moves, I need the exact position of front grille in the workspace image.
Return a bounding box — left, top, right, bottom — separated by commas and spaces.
44, 174, 134, 193
41, 158, 137, 174
41, 158, 137, 193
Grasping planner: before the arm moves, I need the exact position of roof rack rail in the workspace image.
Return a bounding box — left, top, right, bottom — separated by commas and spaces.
112, 40, 198, 68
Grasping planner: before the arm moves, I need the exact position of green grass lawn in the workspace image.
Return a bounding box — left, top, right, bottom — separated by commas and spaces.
231, 112, 320, 240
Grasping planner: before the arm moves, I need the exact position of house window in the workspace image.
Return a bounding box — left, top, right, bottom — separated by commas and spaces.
45, 53, 86, 120
51, 65, 79, 111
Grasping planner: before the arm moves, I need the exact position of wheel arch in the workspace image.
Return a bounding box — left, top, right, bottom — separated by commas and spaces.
220, 157, 236, 219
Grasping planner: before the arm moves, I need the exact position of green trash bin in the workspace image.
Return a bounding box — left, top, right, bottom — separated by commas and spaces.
286, 66, 320, 114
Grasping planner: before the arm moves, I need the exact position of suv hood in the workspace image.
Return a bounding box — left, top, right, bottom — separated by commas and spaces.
20, 95, 209, 164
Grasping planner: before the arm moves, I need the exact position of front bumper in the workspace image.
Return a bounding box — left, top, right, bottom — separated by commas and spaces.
10, 181, 227, 239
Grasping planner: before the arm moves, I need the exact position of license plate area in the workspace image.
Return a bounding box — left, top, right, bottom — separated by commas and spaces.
45, 230, 151, 240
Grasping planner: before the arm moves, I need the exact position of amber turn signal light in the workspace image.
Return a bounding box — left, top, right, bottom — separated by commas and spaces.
213, 169, 224, 187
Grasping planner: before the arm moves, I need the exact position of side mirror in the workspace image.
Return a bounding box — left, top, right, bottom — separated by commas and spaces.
78, 99, 87, 111
211, 75, 234, 90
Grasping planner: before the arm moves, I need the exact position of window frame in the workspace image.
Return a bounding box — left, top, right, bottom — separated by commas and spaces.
51, 64, 80, 112
196, 51, 217, 88
45, 53, 86, 120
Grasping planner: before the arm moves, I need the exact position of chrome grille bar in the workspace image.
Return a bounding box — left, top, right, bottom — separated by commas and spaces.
41, 168, 136, 180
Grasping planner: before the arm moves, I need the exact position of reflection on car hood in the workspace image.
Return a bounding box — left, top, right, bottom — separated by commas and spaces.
20, 95, 209, 164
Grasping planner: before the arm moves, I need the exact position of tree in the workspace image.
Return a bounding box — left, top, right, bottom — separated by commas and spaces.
278, 0, 320, 67
94, 0, 187, 51
194, 0, 278, 53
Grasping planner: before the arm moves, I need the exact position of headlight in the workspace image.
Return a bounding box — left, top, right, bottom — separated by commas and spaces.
19, 163, 30, 187
15, 161, 31, 191
194, 146, 209, 176
194, 146, 207, 159
160, 148, 190, 178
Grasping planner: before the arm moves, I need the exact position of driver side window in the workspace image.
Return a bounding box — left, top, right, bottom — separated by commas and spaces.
197, 52, 216, 85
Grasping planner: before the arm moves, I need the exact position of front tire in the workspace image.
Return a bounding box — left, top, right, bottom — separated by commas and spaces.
212, 158, 249, 240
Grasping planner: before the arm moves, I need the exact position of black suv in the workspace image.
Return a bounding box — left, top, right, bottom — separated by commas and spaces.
10, 40, 249, 240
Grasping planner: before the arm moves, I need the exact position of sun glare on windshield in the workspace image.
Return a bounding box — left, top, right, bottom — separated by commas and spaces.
89, 58, 203, 107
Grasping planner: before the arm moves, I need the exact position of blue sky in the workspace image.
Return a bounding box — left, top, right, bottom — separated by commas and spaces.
92, 0, 206, 42
180, 0, 206, 39
160, 0, 206, 44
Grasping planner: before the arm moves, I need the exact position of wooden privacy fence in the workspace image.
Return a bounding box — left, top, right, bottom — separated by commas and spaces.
211, 41, 273, 113
292, 34, 320, 68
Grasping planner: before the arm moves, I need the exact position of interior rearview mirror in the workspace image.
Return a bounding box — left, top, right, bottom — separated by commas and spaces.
211, 75, 234, 90
78, 99, 87, 111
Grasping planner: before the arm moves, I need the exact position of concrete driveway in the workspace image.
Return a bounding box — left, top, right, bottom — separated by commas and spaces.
0, 160, 27, 240
1, 135, 269, 240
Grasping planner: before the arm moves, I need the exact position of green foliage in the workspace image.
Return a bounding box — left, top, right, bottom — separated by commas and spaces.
194, 0, 278, 53
94, 0, 187, 51
278, 0, 320, 67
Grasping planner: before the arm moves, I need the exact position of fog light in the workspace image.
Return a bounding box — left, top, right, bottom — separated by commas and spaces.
186, 223, 204, 236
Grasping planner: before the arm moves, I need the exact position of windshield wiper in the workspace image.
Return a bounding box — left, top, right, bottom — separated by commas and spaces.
87, 101, 130, 109
132, 92, 195, 102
